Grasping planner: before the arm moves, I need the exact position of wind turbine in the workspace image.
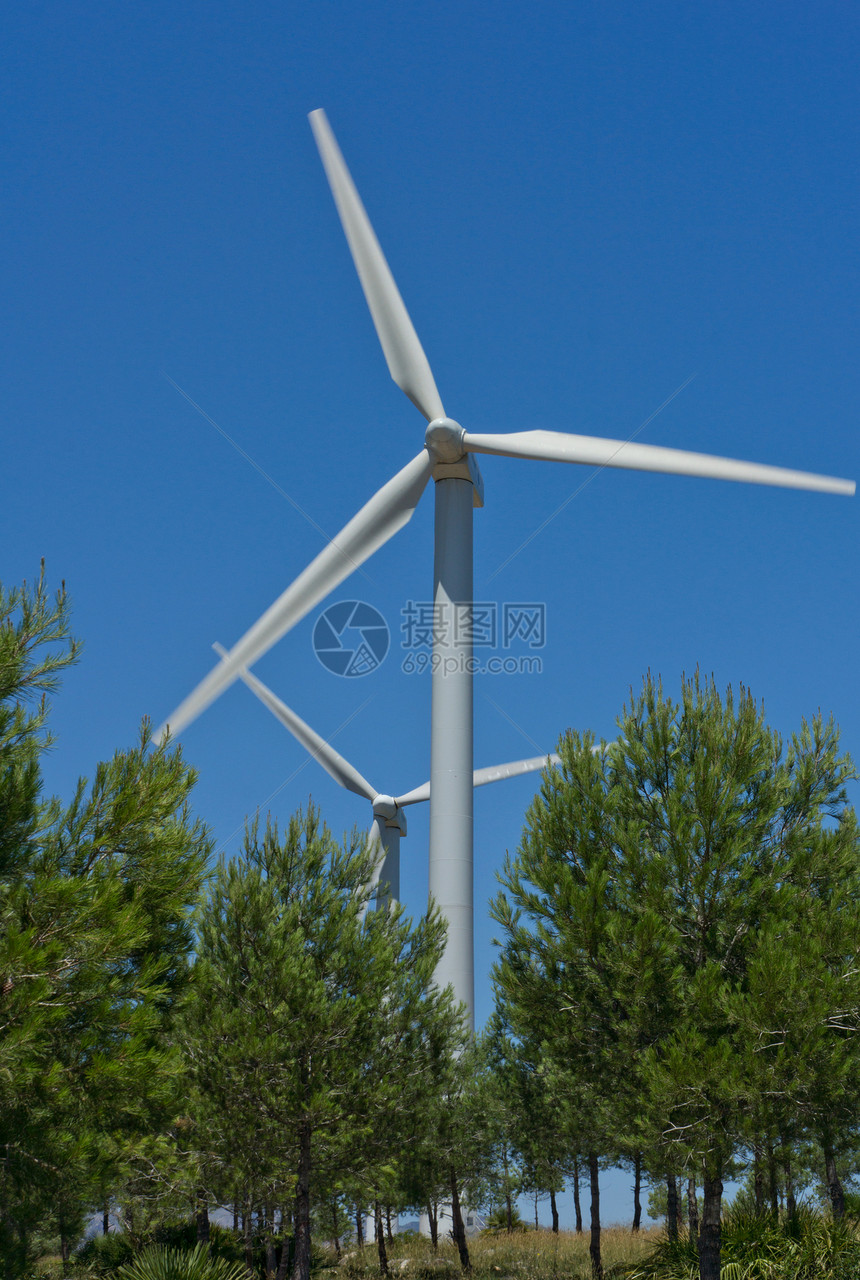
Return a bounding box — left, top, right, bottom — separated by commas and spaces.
155, 109, 854, 1030
213, 644, 558, 916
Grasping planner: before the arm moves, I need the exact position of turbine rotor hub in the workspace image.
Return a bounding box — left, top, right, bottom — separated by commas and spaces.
425, 417, 466, 463
372, 795, 407, 834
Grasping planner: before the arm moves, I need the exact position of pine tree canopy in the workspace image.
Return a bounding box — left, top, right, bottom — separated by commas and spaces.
0, 567, 211, 1274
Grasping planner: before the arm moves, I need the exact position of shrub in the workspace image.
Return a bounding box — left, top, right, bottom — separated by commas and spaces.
150, 1224, 199, 1252
115, 1242, 248, 1280
626, 1204, 860, 1280
840, 1190, 860, 1219
151, 1225, 245, 1268
74, 1232, 137, 1275
482, 1205, 527, 1234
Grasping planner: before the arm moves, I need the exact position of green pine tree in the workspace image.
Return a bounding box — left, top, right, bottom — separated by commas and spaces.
183, 805, 462, 1280
492, 671, 859, 1280
0, 567, 211, 1274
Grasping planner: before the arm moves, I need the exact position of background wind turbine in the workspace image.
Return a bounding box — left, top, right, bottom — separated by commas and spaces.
156, 109, 854, 1030
213, 643, 557, 919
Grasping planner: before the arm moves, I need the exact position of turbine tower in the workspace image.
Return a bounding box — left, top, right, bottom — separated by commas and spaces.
155, 110, 855, 1032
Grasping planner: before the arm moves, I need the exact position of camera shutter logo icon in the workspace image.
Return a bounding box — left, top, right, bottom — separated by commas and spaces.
312, 601, 390, 677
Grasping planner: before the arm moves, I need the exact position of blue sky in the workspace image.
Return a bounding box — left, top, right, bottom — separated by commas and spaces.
3, 1, 858, 1225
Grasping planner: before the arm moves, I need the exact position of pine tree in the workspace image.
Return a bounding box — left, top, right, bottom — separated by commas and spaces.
0, 567, 211, 1274
483, 1015, 570, 1233
183, 806, 461, 1280
614, 677, 857, 1279
492, 727, 670, 1276
731, 776, 860, 1220
492, 672, 859, 1280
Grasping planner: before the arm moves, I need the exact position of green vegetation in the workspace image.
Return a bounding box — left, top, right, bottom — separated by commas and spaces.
181, 806, 464, 1280
627, 1205, 860, 1279
0, 567, 210, 1277
116, 1243, 248, 1280
491, 672, 860, 1279
3, 572, 860, 1280
332, 1226, 661, 1279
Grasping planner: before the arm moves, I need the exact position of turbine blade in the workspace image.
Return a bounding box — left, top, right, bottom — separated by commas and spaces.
395, 781, 431, 807
396, 753, 560, 807
153, 449, 434, 743
359, 819, 387, 922
471, 754, 561, 788
218, 652, 377, 802
463, 430, 855, 496
309, 108, 445, 423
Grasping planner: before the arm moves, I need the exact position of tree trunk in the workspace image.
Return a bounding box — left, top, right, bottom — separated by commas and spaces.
588, 1152, 602, 1280
766, 1140, 779, 1219
428, 1200, 438, 1250
275, 1207, 294, 1280
265, 1239, 278, 1280
244, 1198, 254, 1278
15, 1222, 28, 1280
275, 1232, 295, 1280
355, 1205, 364, 1247
449, 1170, 471, 1273
386, 1206, 394, 1244
697, 1166, 723, 1280
103, 1202, 110, 1235
687, 1177, 698, 1251
503, 1145, 513, 1232
550, 1187, 559, 1234
632, 1153, 641, 1232
290, 1116, 313, 1280
666, 1174, 679, 1242
573, 1155, 583, 1233
782, 1139, 796, 1218
262, 1207, 279, 1280
197, 1199, 210, 1245
753, 1145, 764, 1215
331, 1199, 341, 1257
375, 1202, 389, 1277
823, 1138, 846, 1219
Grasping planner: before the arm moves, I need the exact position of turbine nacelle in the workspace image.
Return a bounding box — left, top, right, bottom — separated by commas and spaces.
426, 418, 484, 506
426, 418, 467, 463
372, 795, 407, 834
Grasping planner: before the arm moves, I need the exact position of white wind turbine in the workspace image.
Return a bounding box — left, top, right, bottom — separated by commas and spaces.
155, 109, 854, 1030
212, 643, 558, 915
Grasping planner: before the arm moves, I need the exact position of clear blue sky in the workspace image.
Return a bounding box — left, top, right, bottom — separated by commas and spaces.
4, 0, 858, 1226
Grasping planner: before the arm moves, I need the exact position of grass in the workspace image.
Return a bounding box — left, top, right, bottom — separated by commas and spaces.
331, 1226, 661, 1280
328, 1213, 860, 1280
58, 1211, 860, 1280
